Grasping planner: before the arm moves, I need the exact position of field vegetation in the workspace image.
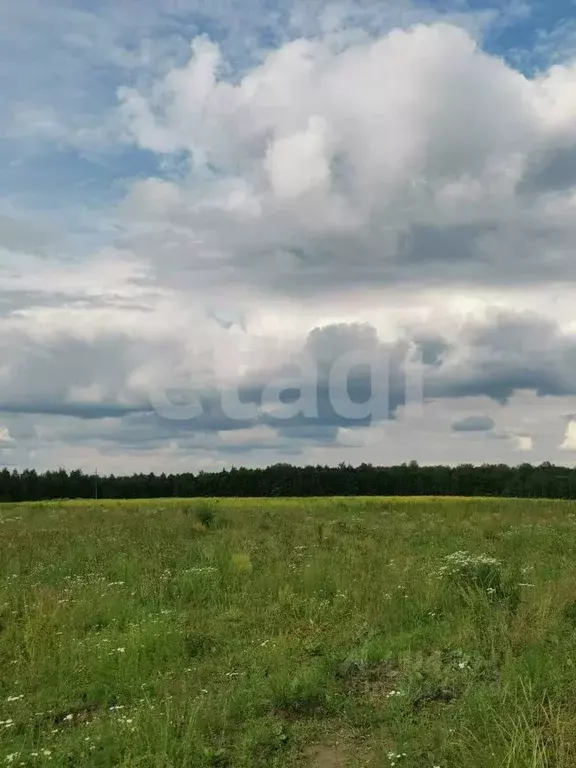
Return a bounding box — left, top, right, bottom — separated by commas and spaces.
1, 496, 576, 766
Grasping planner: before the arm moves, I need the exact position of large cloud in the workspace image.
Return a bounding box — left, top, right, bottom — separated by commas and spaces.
116, 23, 576, 296
6, 6, 576, 471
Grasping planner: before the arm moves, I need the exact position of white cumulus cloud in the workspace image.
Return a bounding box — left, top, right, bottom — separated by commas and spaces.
560, 420, 576, 451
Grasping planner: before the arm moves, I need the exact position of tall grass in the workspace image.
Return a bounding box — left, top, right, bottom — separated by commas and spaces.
0, 496, 575, 766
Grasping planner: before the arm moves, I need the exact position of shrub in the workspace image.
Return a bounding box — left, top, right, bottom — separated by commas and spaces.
195, 503, 216, 529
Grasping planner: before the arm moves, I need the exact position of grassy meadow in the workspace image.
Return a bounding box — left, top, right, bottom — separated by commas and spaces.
1, 496, 576, 766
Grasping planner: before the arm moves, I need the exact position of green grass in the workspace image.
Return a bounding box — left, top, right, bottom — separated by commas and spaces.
1, 496, 576, 766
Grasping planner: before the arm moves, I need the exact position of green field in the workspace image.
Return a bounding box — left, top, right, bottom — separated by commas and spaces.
1, 497, 576, 767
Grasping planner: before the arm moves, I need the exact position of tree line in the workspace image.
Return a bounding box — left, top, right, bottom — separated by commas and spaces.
1, 461, 576, 501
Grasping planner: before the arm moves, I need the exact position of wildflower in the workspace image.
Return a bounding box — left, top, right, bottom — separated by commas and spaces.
386, 752, 407, 766
438, 551, 500, 577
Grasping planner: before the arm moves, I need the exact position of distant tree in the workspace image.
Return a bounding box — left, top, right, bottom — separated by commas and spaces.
2, 460, 576, 502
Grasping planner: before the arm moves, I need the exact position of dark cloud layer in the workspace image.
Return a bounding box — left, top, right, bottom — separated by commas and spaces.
4, 311, 576, 437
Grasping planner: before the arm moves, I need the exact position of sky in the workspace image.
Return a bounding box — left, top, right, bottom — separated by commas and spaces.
3, 0, 576, 473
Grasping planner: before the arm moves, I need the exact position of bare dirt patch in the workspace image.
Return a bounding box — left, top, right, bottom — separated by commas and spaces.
304, 744, 348, 768
304, 739, 377, 768
336, 659, 401, 706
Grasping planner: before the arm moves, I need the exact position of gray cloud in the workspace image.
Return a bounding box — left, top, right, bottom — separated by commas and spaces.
518, 143, 576, 195
0, 330, 161, 419
452, 415, 495, 432
431, 311, 576, 403
242, 312, 576, 431
5, 310, 576, 430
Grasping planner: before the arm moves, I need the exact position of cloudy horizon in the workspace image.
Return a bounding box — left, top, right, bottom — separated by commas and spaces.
3, 0, 576, 472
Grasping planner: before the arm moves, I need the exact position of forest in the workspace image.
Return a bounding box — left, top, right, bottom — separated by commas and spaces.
2, 461, 576, 501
